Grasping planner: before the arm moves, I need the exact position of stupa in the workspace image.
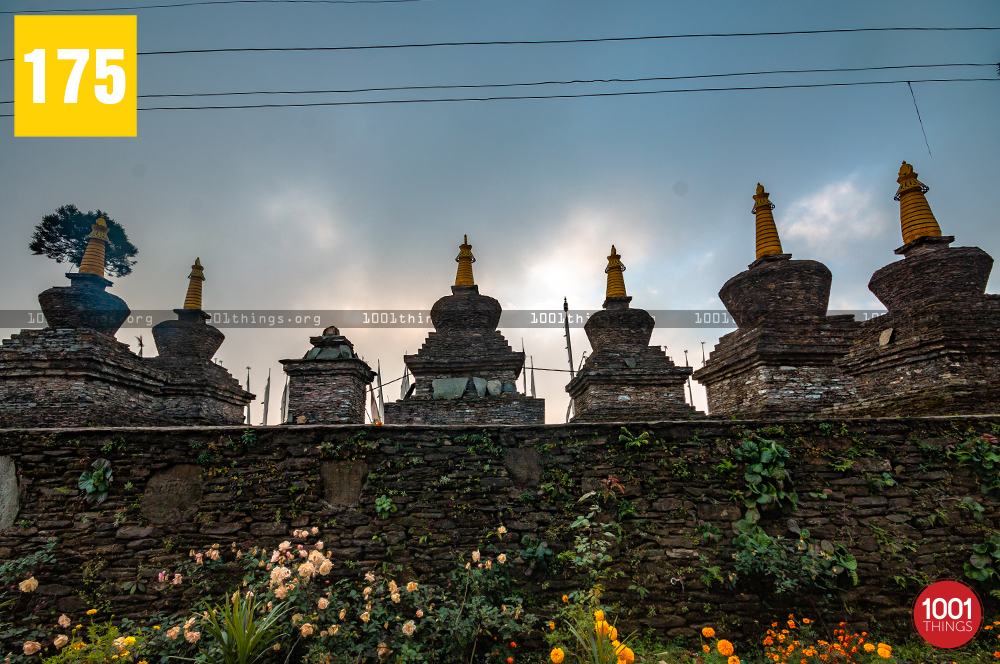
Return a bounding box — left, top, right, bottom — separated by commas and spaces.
566, 246, 697, 421
280, 325, 375, 424
833, 162, 1000, 415
148, 258, 254, 424
0, 218, 165, 426
383, 236, 544, 424
692, 184, 859, 417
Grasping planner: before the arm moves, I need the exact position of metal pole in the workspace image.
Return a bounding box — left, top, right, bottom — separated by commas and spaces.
684, 351, 694, 406
563, 297, 575, 379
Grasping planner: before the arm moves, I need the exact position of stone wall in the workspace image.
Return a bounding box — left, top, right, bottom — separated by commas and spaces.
2, 416, 999, 644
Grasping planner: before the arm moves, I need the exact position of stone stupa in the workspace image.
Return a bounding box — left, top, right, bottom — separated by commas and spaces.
566, 245, 698, 422
383, 236, 544, 424
692, 184, 860, 417
148, 258, 255, 424
833, 162, 1000, 415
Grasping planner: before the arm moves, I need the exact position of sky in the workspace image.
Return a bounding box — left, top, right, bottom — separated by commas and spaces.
1, 0, 998, 422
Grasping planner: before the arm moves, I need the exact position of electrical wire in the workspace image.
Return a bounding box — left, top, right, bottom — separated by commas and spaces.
1, 77, 995, 118
1, 61, 992, 105
0, 0, 419, 13
3, 26, 999, 62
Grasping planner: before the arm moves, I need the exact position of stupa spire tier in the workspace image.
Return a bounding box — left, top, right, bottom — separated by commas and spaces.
454, 234, 476, 286
183, 258, 206, 310
894, 161, 942, 245
752, 184, 783, 259
605, 245, 627, 298
78, 218, 110, 277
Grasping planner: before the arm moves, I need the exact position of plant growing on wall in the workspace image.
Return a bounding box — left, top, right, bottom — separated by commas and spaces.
78, 459, 113, 504
964, 533, 1000, 585
374, 495, 397, 519
948, 433, 1000, 497
732, 434, 798, 518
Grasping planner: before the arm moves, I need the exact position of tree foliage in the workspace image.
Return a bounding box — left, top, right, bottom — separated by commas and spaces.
29, 204, 138, 277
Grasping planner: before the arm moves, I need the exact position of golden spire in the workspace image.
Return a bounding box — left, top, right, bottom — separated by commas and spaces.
605, 245, 627, 298
894, 161, 942, 244
78, 218, 110, 277
454, 234, 476, 286
183, 258, 205, 310
752, 184, 783, 259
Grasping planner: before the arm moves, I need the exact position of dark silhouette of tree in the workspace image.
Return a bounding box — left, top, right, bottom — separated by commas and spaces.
29, 205, 138, 278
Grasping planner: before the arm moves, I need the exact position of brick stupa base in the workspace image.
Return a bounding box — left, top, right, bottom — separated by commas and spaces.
0, 328, 169, 427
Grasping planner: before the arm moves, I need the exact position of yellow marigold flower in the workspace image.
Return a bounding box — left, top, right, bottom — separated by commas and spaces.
550, 648, 565, 663
594, 620, 611, 636
703, 645, 711, 653
865, 644, 876, 653
728, 657, 740, 664
594, 610, 604, 622
718, 639, 735, 657
123, 637, 136, 646
702, 626, 716, 638
86, 609, 98, 616
619, 647, 635, 664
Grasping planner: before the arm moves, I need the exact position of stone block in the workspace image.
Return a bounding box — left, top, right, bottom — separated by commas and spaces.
321, 460, 369, 507
432, 378, 469, 400
0, 456, 19, 530
141, 465, 203, 525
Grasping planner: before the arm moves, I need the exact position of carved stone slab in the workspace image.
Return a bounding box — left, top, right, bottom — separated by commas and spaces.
0, 456, 18, 530
321, 460, 370, 507
140, 464, 203, 524
503, 448, 541, 489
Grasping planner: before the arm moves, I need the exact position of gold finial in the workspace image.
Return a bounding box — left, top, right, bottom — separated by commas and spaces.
894, 161, 942, 244
605, 245, 627, 298
455, 234, 476, 286
183, 257, 205, 310
78, 218, 110, 277
752, 184, 783, 259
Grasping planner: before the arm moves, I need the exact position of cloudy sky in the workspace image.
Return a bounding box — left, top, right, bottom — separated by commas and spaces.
1, 0, 998, 422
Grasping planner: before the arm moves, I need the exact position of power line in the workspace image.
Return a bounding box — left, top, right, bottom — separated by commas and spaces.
1, 61, 992, 105
0, 0, 419, 13
2, 77, 995, 118
3, 26, 998, 62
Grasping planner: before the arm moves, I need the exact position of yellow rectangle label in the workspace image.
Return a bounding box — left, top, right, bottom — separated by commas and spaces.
15, 15, 137, 137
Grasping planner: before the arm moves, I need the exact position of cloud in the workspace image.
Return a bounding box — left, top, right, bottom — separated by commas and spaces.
780, 176, 892, 256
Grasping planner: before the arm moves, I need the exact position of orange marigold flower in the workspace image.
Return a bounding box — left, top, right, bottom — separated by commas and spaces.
717, 640, 735, 657
728, 657, 740, 664
992, 652, 999, 659
703, 645, 711, 653
772, 623, 779, 628
803, 618, 812, 625
788, 620, 796, 629
510, 642, 516, 648
507, 658, 513, 664
839, 622, 846, 627
703, 627, 716, 638
764, 637, 774, 646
